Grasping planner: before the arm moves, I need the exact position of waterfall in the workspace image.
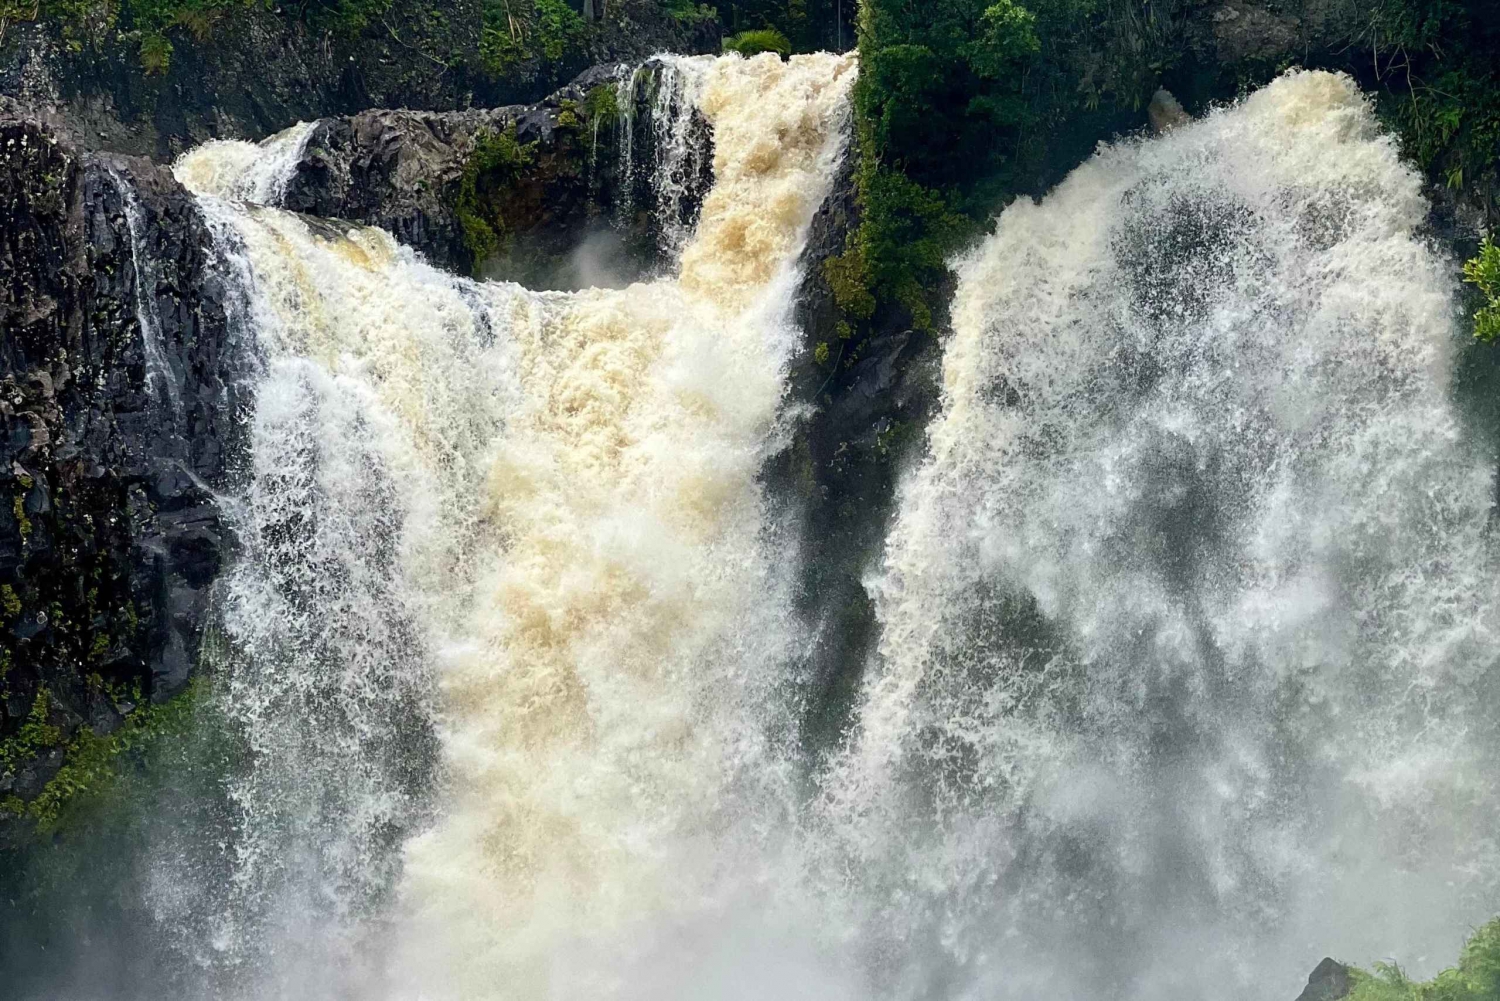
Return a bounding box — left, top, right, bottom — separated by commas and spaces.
818, 71, 1500, 1000
615, 55, 717, 263
646, 56, 714, 260
161, 52, 857, 999
21, 56, 1498, 1001
103, 165, 181, 412
175, 121, 316, 206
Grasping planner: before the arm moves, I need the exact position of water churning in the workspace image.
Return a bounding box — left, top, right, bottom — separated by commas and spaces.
53, 58, 1497, 1001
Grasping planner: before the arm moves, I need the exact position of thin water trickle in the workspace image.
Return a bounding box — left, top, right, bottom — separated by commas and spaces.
104, 165, 181, 413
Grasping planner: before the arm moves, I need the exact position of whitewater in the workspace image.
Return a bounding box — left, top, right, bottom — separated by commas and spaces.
39, 55, 1497, 1001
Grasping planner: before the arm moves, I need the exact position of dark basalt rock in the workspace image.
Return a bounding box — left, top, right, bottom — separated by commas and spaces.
765, 144, 945, 754
1295, 958, 1354, 1001
0, 111, 245, 825
0, 0, 720, 161
280, 59, 710, 283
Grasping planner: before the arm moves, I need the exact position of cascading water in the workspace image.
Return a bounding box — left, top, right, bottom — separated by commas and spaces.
158, 52, 858, 999
104, 164, 181, 412
615, 55, 716, 263
18, 56, 1499, 1001
817, 70, 1500, 1000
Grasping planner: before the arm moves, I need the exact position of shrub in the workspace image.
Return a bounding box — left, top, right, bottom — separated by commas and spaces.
1346, 917, 1500, 1001
723, 27, 791, 59
1465, 238, 1500, 342
480, 0, 587, 74
454, 124, 539, 269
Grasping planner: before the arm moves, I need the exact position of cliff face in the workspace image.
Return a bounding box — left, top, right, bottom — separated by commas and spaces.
0, 0, 719, 160
0, 111, 244, 825
278, 59, 708, 282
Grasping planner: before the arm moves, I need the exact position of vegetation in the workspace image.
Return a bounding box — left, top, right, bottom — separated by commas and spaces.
713, 0, 848, 52
823, 0, 1097, 358
479, 0, 588, 75
1345, 918, 1500, 1001
1354, 0, 1500, 208
455, 123, 540, 267
811, 0, 1500, 372
1465, 238, 1500, 342
0, 688, 63, 784
722, 26, 789, 58
2, 681, 203, 832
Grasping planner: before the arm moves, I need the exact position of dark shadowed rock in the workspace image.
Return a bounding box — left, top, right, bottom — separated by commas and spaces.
280, 59, 709, 281
0, 111, 246, 829
0, 0, 719, 160
1295, 958, 1354, 1001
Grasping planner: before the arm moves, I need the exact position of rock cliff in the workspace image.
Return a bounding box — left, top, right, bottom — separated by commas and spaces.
0, 109, 244, 829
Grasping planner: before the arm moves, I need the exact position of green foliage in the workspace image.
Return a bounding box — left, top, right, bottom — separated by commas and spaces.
290, 0, 391, 32
1346, 918, 1500, 1001
1347, 0, 1500, 227
455, 124, 539, 268
1, 584, 21, 619
1465, 238, 1500, 342
584, 82, 619, 124
480, 0, 587, 74
664, 0, 716, 24
11, 494, 30, 540
715, 0, 850, 53
723, 27, 791, 58
12, 0, 391, 72
138, 30, 172, 74
0, 688, 63, 780
834, 0, 1092, 341
20, 681, 201, 831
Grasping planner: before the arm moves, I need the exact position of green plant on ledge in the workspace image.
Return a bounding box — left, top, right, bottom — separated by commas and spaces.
455, 123, 539, 271
1465, 237, 1500, 342
1345, 917, 1500, 1001
723, 27, 790, 59
479, 0, 587, 75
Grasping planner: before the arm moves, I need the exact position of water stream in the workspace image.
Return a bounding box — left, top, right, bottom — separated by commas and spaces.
10, 57, 1498, 1001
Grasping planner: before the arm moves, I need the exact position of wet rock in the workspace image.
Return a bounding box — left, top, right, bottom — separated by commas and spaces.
1149, 88, 1191, 133
281, 60, 704, 281
1194, 0, 1302, 65
1295, 958, 1354, 1001
0, 112, 245, 824
0, 0, 720, 160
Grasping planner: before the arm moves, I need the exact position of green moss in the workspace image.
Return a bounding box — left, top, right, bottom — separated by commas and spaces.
0, 687, 64, 779
723, 27, 791, 58
1, 585, 21, 619
454, 123, 538, 270
875, 419, 917, 458
21, 680, 202, 832
584, 82, 619, 124
1346, 917, 1500, 1001
12, 493, 30, 540
1465, 238, 1500, 343
138, 30, 172, 74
